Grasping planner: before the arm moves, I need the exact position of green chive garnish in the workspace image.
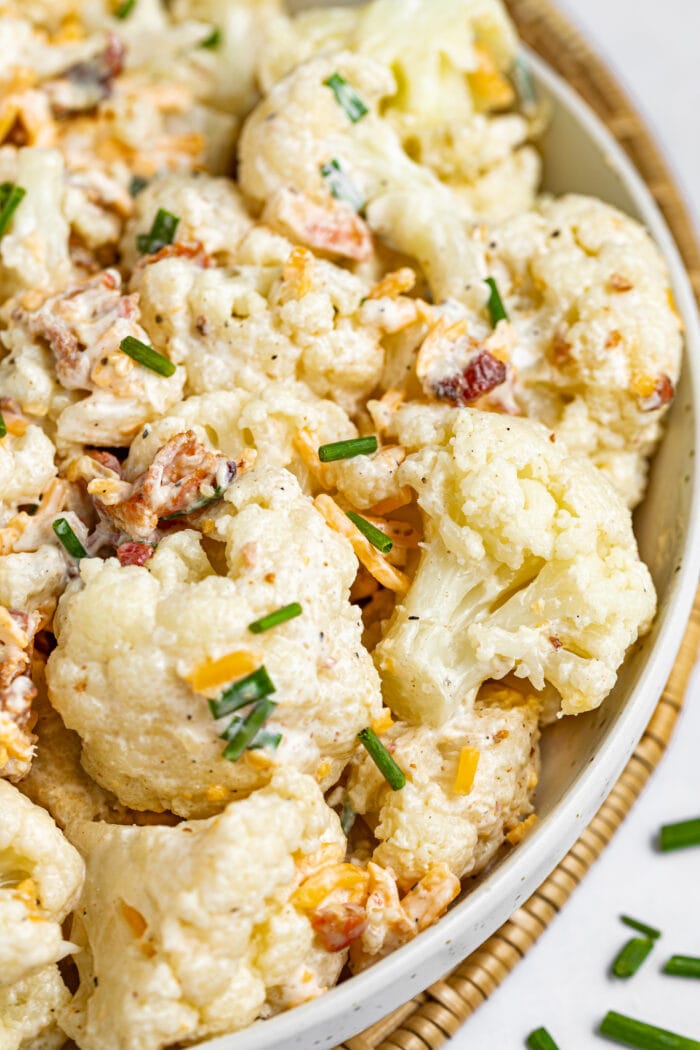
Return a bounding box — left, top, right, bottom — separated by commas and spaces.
0, 183, 26, 239
222, 698, 276, 761
0, 411, 6, 438
323, 73, 369, 123
659, 817, 700, 851
621, 916, 661, 940
612, 937, 654, 978
526, 1028, 560, 1050
358, 728, 406, 790
119, 336, 176, 378
53, 518, 87, 560
160, 487, 225, 520
115, 0, 136, 18
129, 175, 149, 198
248, 603, 302, 635
599, 1010, 700, 1049
663, 956, 700, 979
340, 798, 356, 836
200, 26, 221, 48
136, 207, 179, 255
485, 276, 508, 325
320, 159, 365, 212
346, 512, 392, 554
319, 436, 378, 463
249, 728, 282, 751
209, 666, 276, 720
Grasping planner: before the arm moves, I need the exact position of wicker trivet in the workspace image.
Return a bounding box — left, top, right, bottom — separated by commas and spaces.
337, 1, 700, 1046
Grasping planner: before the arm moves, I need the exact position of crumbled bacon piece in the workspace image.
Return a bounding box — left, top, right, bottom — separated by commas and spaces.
638, 374, 675, 412
549, 636, 563, 650
609, 273, 634, 292
144, 241, 214, 268
550, 331, 572, 365
264, 187, 373, 262
87, 449, 124, 477
310, 903, 367, 952
431, 350, 506, 406
117, 542, 154, 567
47, 33, 126, 116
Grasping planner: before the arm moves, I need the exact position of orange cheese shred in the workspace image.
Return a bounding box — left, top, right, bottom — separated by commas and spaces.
184, 650, 261, 694
453, 747, 481, 795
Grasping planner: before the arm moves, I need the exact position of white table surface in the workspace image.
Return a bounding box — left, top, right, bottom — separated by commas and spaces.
448, 1, 700, 1046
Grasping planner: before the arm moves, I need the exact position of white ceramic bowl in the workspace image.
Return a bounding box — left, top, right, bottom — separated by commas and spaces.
203, 47, 700, 1050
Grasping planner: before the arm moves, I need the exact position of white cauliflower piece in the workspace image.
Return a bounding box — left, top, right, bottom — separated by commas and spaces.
0, 780, 84, 988
4, 268, 185, 448
348, 682, 539, 885
132, 225, 397, 413
0, 148, 72, 303
481, 195, 684, 505
0, 965, 69, 1050
47, 466, 382, 816
0, 549, 66, 615
257, 0, 540, 222
0, 424, 56, 526
59, 769, 346, 1050
238, 52, 481, 303
119, 172, 254, 271
375, 406, 656, 724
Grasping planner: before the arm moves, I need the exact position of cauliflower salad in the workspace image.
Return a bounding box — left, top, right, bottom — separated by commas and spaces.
0, 0, 679, 1046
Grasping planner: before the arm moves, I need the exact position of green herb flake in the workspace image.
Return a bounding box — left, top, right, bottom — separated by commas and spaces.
248, 603, 303, 635
0, 183, 26, 239
129, 175, 149, 198
599, 1009, 700, 1049
115, 0, 136, 19
621, 915, 661, 940
136, 207, 180, 255
200, 26, 221, 48
209, 666, 276, 721
358, 727, 406, 791
663, 956, 700, 979
324, 73, 369, 123
346, 511, 392, 554
485, 276, 508, 326
222, 698, 277, 762
119, 336, 176, 378
0, 411, 6, 438
611, 937, 654, 979
53, 517, 88, 560
526, 1028, 560, 1050
320, 159, 365, 212
318, 435, 378, 463
659, 816, 700, 851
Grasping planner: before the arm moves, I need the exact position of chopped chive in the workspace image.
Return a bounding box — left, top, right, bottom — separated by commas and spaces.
346, 511, 393, 554
160, 487, 225, 520
200, 26, 221, 48
318, 436, 378, 463
599, 1010, 700, 1049
119, 336, 176, 377
511, 53, 538, 114
621, 916, 661, 940
526, 1028, 560, 1050
248, 603, 302, 635
115, 0, 136, 18
358, 728, 406, 790
53, 518, 87, 560
0, 183, 26, 239
129, 175, 149, 198
340, 798, 356, 836
249, 728, 282, 751
209, 666, 276, 720
0, 411, 5, 438
659, 817, 700, 851
222, 698, 276, 761
485, 276, 508, 325
612, 937, 654, 978
323, 73, 369, 123
136, 207, 179, 255
320, 159, 365, 212
663, 956, 700, 979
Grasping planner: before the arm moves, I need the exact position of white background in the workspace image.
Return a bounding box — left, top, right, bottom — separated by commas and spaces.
448, 1, 700, 1046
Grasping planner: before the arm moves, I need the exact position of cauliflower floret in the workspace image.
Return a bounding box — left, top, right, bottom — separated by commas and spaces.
375, 406, 656, 724
0, 548, 66, 615
119, 172, 254, 271
3, 268, 185, 449
132, 225, 403, 413
257, 0, 540, 222
348, 682, 539, 886
0, 423, 57, 526
238, 52, 482, 303
47, 466, 382, 816
0, 780, 84, 988
481, 195, 684, 506
59, 769, 346, 1050
0, 965, 69, 1050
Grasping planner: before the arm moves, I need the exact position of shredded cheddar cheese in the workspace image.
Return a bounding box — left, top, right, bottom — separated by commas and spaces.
453, 747, 480, 795
184, 650, 262, 694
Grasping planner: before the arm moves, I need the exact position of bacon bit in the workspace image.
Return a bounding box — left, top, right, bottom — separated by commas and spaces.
281, 246, 315, 301
117, 542, 154, 568
263, 187, 373, 262
453, 747, 480, 795
367, 268, 416, 301
367, 487, 414, 517
314, 495, 409, 594
549, 636, 563, 650
506, 812, 538, 846
371, 709, 394, 735
636, 373, 675, 412
550, 331, 572, 365
184, 650, 261, 695
432, 350, 507, 406
493, 729, 510, 743
549, 433, 556, 444
144, 241, 213, 268
87, 449, 123, 476
605, 330, 622, 349
609, 273, 634, 292
311, 903, 367, 952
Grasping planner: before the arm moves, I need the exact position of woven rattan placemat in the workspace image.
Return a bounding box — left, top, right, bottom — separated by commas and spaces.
336, 2, 700, 1047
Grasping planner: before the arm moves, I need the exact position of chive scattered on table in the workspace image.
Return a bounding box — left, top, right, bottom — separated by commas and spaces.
526, 1028, 560, 1050
659, 817, 700, 852
611, 937, 654, 979
621, 916, 661, 941
599, 1009, 700, 1049
663, 956, 700, 979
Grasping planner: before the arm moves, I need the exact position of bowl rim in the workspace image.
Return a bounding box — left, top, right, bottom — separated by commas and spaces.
204, 50, 700, 1050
